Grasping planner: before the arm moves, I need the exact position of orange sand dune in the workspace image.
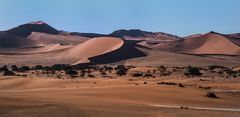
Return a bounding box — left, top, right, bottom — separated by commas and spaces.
63, 37, 124, 64
0, 27, 239, 66
176, 33, 240, 55
0, 37, 124, 65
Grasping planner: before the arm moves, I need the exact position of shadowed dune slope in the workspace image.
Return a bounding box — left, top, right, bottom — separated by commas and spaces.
89, 40, 147, 64
0, 32, 88, 53
175, 33, 240, 55
226, 34, 240, 46
0, 32, 43, 48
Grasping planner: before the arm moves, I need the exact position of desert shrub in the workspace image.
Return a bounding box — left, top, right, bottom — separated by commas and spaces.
56, 74, 63, 79
184, 66, 202, 77
51, 64, 69, 71
157, 66, 166, 71
160, 71, 172, 76
72, 63, 91, 70
64, 66, 74, 71
21, 74, 27, 77
143, 73, 155, 78
217, 71, 223, 75
153, 69, 157, 74
100, 66, 113, 73
128, 79, 133, 81
88, 74, 95, 78
157, 82, 177, 85
80, 70, 86, 77
116, 69, 127, 76
115, 65, 127, 70
101, 71, 107, 77
115, 65, 128, 76
65, 69, 78, 76
180, 106, 189, 109
132, 72, 143, 77
198, 85, 211, 89
204, 86, 211, 89
11, 65, 18, 71
144, 81, 147, 84
126, 65, 136, 69
3, 70, 16, 76
85, 69, 92, 74
0, 65, 8, 72
178, 83, 184, 88
42, 66, 50, 71
206, 92, 218, 98
18, 66, 31, 72
32, 65, 44, 70
224, 69, 237, 75
208, 65, 226, 70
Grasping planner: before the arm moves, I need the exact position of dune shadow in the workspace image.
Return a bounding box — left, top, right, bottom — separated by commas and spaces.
89, 40, 147, 64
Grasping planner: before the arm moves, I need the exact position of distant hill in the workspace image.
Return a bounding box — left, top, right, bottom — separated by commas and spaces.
7, 21, 59, 37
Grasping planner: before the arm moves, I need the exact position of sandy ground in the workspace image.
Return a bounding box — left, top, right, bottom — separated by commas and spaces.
0, 76, 240, 117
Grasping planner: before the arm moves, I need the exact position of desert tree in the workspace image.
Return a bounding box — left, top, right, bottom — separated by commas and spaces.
18, 66, 31, 72
11, 65, 18, 71
101, 71, 107, 77
88, 74, 95, 78
206, 92, 218, 98
0, 65, 8, 72
143, 73, 156, 78
184, 66, 202, 77
115, 65, 128, 76
32, 65, 44, 70
80, 70, 86, 77
132, 72, 143, 77
65, 69, 78, 77
50, 64, 69, 71
157, 65, 166, 71
208, 65, 226, 71
0, 65, 15, 76
3, 70, 16, 76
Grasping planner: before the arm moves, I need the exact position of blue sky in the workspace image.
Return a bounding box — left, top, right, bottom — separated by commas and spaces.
0, 0, 239, 36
